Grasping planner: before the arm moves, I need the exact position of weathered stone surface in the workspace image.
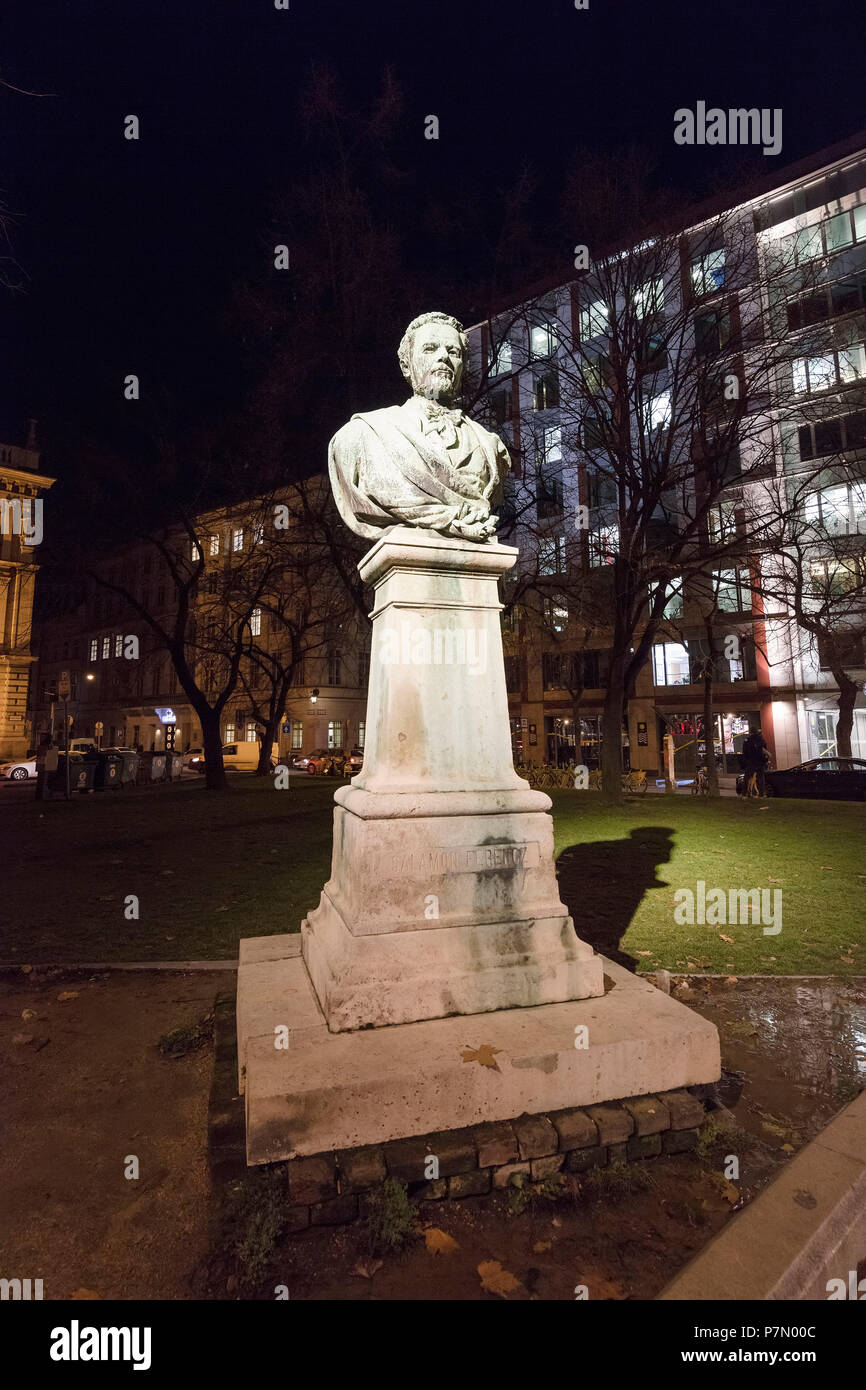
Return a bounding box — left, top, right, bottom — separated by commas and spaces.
622, 1095, 670, 1137
663, 1127, 700, 1154
530, 1153, 565, 1180
284, 1205, 311, 1234
664, 1089, 707, 1130
627, 1133, 662, 1160
608, 1142, 628, 1163
514, 1114, 558, 1159
493, 1161, 531, 1189
385, 1131, 475, 1182
473, 1121, 518, 1168
240, 955, 721, 1164
410, 1177, 448, 1200
311, 1193, 359, 1226
565, 1145, 607, 1173
449, 1170, 491, 1198
550, 1107, 598, 1151
586, 1103, 634, 1146
287, 1154, 336, 1206
337, 1145, 387, 1194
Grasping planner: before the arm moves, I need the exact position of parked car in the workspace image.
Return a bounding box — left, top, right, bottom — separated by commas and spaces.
183, 746, 205, 770
69, 738, 97, 755
196, 741, 279, 773
0, 755, 37, 780
346, 746, 364, 771
764, 756, 866, 800
304, 748, 346, 775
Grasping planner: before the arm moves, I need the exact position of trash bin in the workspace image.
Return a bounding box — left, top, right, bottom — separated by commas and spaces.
113, 748, 140, 786
137, 751, 167, 784
87, 750, 123, 790
166, 752, 184, 781
50, 754, 96, 794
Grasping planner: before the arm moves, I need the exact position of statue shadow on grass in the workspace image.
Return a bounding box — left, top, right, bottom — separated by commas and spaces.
555, 826, 675, 972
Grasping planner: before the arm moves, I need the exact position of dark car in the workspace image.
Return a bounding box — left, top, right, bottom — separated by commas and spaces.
765, 756, 866, 800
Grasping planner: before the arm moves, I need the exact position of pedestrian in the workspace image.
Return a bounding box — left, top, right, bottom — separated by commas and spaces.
741, 729, 769, 797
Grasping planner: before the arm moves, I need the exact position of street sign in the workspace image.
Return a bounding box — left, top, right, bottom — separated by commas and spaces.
58, 670, 71, 700
281, 721, 291, 735
154, 707, 177, 724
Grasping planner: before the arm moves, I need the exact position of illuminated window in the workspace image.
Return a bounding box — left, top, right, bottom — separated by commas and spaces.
579, 299, 608, 341
291, 720, 303, 750
253, 522, 264, 546
114, 633, 123, 657
224, 722, 235, 743
645, 390, 671, 432
634, 278, 664, 319
250, 607, 262, 636
714, 568, 752, 613
648, 578, 683, 619
652, 642, 691, 685
691, 248, 726, 297
190, 541, 201, 561
328, 720, 343, 749
102, 635, 110, 659
209, 534, 219, 556
589, 524, 619, 567
357, 721, 365, 750
89, 639, 98, 662
245, 722, 257, 742
232, 527, 244, 552
708, 501, 738, 543
529, 322, 557, 359
538, 536, 566, 574
488, 340, 512, 376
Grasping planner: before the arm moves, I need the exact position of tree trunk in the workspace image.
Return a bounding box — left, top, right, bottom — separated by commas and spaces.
703, 620, 720, 797
833, 668, 859, 758
201, 712, 227, 790
256, 710, 279, 775
600, 657, 626, 802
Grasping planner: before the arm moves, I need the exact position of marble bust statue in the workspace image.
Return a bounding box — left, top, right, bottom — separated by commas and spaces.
328, 311, 510, 542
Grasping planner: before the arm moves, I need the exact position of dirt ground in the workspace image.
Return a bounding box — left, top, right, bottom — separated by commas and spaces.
0, 967, 236, 1301
2, 969, 864, 1300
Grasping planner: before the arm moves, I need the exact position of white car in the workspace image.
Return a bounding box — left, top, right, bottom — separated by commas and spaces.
183, 746, 205, 770
0, 756, 37, 781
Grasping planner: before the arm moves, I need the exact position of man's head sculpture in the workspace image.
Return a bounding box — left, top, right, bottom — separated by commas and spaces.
327, 311, 509, 542
397, 312, 468, 405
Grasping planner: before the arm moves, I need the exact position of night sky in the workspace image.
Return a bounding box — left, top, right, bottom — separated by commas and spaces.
2, 0, 865, 493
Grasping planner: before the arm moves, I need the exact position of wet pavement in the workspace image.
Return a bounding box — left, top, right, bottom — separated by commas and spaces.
677, 974, 866, 1191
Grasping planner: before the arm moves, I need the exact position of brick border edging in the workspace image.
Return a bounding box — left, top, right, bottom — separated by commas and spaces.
208, 989, 714, 1231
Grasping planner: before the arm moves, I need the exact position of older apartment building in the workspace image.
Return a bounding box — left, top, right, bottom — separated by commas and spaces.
465, 134, 866, 775
0, 434, 55, 759
31, 486, 371, 760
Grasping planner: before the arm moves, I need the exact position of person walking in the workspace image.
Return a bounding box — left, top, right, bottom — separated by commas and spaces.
741, 729, 769, 797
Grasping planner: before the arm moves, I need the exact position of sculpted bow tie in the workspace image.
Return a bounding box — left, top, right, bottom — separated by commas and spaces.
418, 400, 464, 444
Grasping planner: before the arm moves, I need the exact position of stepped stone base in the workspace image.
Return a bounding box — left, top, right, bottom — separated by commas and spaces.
237, 935, 721, 1165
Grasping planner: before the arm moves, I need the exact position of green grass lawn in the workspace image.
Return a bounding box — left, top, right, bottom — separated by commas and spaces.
3, 777, 864, 973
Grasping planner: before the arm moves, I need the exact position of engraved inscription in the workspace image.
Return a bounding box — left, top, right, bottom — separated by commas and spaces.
388, 842, 540, 877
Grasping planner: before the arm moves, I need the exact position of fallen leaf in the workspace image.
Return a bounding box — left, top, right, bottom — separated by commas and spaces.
634, 950, 652, 957
20, 965, 32, 974
720, 934, 734, 944
425, 1228, 459, 1255
724, 976, 738, 984
768, 877, 783, 883
781, 1143, 795, 1153
478, 1259, 523, 1299
56, 991, 79, 1002
841, 956, 854, 965
726, 1021, 758, 1037
761, 1120, 790, 1139
532, 1240, 552, 1253
20, 1008, 37, 1020
550, 1217, 561, 1228
819, 866, 835, 870
461, 1044, 503, 1071
352, 1259, 383, 1280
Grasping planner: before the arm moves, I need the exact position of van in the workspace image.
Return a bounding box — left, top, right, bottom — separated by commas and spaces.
220, 741, 279, 772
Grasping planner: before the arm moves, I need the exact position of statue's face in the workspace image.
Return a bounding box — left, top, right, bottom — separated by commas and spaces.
409, 322, 464, 403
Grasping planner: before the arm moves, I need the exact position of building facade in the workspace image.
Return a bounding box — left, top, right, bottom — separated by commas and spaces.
0, 436, 55, 759
465, 134, 866, 775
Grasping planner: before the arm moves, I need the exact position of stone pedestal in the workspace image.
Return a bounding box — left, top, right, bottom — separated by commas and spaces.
301, 527, 603, 1031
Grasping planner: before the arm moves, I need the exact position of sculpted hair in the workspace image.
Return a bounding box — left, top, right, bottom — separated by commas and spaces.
398, 312, 468, 383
